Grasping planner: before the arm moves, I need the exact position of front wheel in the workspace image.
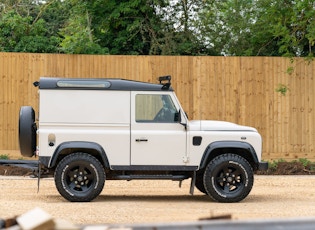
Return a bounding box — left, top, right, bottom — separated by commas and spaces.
203, 154, 253, 203
54, 152, 105, 202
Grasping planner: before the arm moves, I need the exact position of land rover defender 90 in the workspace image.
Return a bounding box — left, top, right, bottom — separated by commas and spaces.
19, 76, 267, 202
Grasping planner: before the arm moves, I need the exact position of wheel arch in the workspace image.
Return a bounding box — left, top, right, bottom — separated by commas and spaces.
199, 141, 259, 171
49, 141, 110, 169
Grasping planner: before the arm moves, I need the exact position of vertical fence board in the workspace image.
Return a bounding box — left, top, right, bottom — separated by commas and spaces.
310, 63, 315, 156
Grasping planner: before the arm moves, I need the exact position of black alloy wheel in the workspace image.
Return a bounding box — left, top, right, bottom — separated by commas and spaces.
54, 152, 105, 202
203, 153, 254, 202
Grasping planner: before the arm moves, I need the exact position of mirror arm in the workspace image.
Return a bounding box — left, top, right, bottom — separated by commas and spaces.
178, 109, 187, 129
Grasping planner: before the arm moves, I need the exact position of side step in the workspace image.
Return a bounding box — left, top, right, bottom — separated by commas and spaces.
108, 174, 191, 181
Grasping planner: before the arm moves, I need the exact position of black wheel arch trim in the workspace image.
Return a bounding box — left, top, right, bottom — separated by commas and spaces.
199, 141, 260, 170
48, 141, 110, 168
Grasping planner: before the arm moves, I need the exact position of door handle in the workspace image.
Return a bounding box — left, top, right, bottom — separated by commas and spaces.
135, 138, 148, 142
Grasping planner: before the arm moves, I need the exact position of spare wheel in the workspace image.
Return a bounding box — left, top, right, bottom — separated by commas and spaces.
19, 106, 37, 157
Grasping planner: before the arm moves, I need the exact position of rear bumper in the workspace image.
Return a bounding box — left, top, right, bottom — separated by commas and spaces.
258, 161, 268, 171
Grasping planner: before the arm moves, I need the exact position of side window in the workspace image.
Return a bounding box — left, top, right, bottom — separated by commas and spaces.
136, 94, 179, 123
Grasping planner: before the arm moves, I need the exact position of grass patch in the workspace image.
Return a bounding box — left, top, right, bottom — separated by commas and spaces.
0, 154, 9, 160
258, 158, 315, 175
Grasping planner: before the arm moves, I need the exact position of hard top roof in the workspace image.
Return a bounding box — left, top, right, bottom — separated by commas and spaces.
36, 77, 173, 91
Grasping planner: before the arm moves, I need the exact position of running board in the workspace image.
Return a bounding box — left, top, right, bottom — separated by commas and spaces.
108, 174, 190, 181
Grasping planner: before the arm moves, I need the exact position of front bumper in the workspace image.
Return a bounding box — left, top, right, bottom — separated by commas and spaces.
258, 161, 268, 171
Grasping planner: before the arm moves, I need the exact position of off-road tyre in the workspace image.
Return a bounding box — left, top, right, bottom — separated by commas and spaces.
19, 106, 37, 157
203, 153, 253, 203
54, 152, 105, 202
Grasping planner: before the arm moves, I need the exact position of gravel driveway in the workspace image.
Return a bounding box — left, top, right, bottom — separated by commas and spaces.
1, 175, 315, 225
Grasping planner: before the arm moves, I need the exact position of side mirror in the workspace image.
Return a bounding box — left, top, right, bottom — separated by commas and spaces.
174, 111, 181, 123
176, 110, 187, 129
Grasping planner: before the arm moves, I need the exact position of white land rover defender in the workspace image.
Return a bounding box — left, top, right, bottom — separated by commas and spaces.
19, 76, 267, 202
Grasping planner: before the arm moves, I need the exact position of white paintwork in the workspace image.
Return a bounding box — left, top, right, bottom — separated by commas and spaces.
39, 90, 130, 124
37, 85, 262, 167
189, 120, 258, 132
130, 91, 187, 165
38, 90, 131, 165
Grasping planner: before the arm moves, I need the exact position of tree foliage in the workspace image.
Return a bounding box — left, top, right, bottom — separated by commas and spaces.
0, 0, 67, 53
59, 0, 209, 55
0, 0, 314, 56
199, 0, 315, 57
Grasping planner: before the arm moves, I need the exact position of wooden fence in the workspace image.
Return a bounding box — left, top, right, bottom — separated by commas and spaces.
0, 52, 314, 161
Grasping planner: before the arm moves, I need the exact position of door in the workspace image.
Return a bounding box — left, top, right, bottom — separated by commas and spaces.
131, 92, 187, 165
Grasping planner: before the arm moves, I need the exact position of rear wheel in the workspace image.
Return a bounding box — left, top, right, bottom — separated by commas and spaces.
19, 106, 37, 157
54, 152, 105, 202
203, 153, 253, 202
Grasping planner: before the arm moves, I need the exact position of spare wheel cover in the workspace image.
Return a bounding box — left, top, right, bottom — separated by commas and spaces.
19, 106, 37, 157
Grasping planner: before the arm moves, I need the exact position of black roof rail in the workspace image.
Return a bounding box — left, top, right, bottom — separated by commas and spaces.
36, 77, 174, 91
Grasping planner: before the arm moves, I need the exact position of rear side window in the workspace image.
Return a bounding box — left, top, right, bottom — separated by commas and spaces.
57, 80, 111, 88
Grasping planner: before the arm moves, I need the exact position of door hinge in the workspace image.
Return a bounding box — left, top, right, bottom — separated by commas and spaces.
183, 156, 189, 163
